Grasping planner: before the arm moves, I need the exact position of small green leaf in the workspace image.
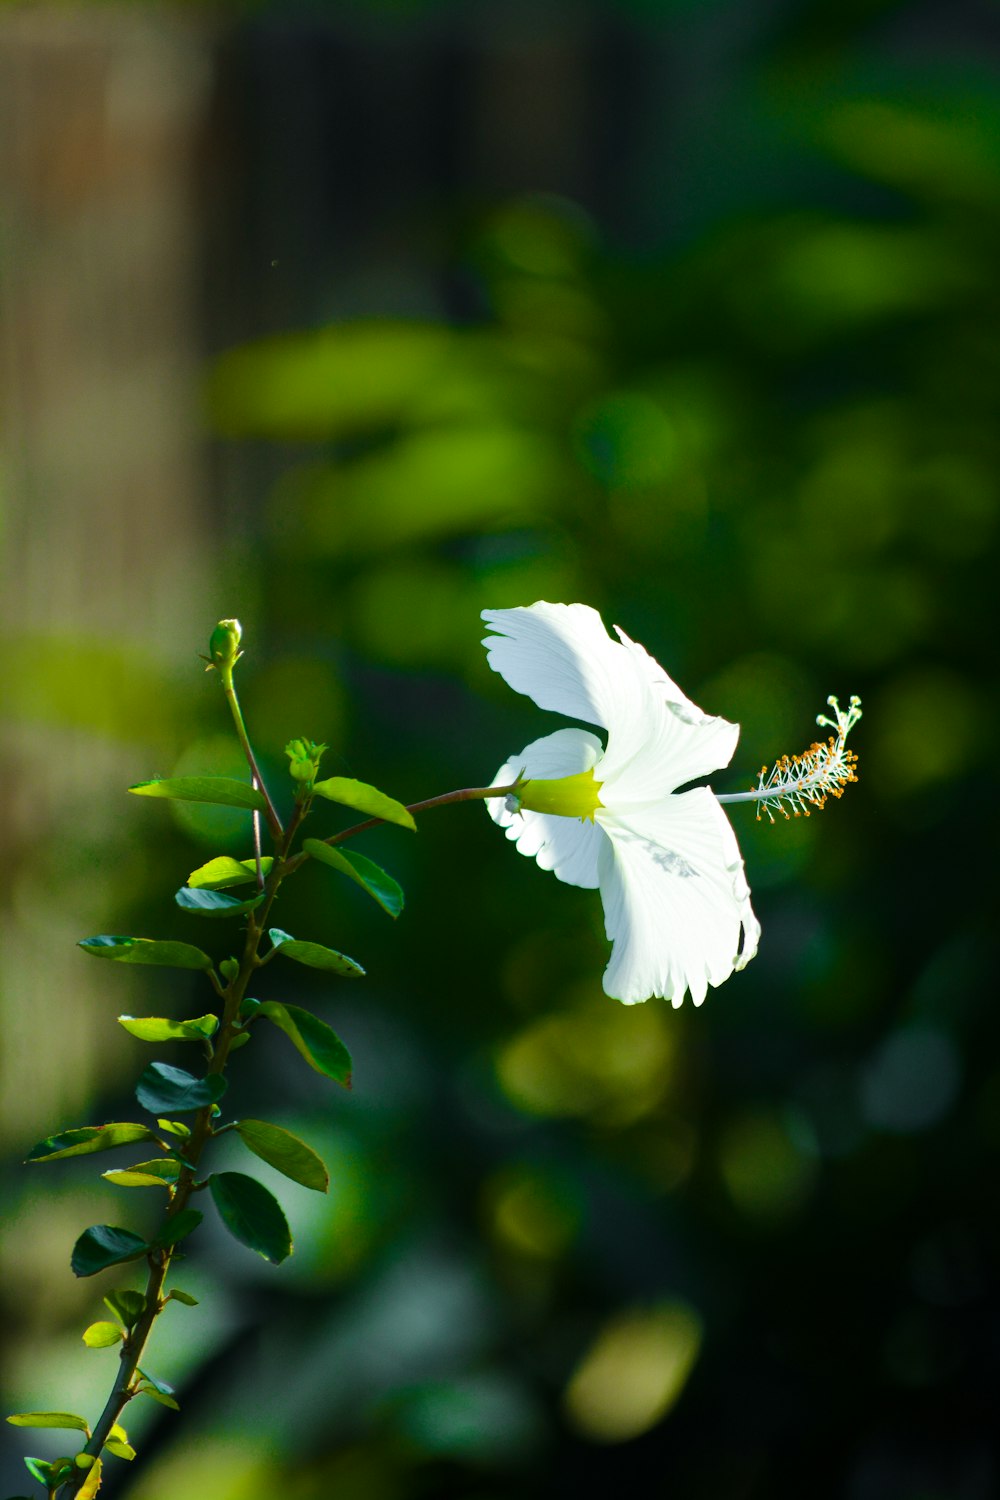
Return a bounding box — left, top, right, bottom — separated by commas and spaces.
156, 1118, 191, 1140
175, 886, 266, 919
187, 855, 273, 889
236, 1118, 329, 1193
105, 1422, 136, 1461
312, 775, 416, 831
119, 1014, 219, 1043
82, 1321, 124, 1349
135, 1369, 179, 1410
259, 1002, 352, 1088
154, 1209, 203, 1249
6, 1413, 89, 1434
79, 935, 214, 971
229, 1031, 251, 1052
71, 1226, 149, 1278
135, 1062, 227, 1115
267, 928, 364, 978
103, 1159, 181, 1188
164, 1287, 198, 1307
208, 1172, 292, 1264
23, 1457, 55, 1485
303, 839, 404, 918
136, 1384, 180, 1411
239, 997, 261, 1020
103, 1290, 145, 1327
129, 776, 265, 811
26, 1122, 157, 1163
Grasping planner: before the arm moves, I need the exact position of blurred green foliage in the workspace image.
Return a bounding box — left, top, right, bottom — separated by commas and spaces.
4, 2, 999, 1498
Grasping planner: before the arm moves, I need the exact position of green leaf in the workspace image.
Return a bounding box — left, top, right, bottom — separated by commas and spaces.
6, 1413, 89, 1434
267, 928, 365, 978
129, 776, 266, 811
208, 1172, 292, 1264
103, 1290, 145, 1327
77, 1456, 103, 1498
156, 1118, 191, 1140
103, 1159, 181, 1189
311, 775, 416, 830
23, 1458, 55, 1485
82, 1321, 124, 1349
79, 936, 213, 971
259, 1002, 352, 1088
187, 855, 273, 889
303, 839, 404, 918
135, 1062, 227, 1115
136, 1369, 179, 1410
118, 1014, 219, 1043
71, 1226, 149, 1278
136, 1384, 180, 1411
26, 1122, 157, 1163
175, 886, 265, 920
164, 1287, 198, 1307
154, 1209, 202, 1249
104, 1423, 136, 1461
235, 1119, 329, 1193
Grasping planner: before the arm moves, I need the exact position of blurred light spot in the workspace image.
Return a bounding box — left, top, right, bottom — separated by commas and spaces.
574, 392, 678, 488
824, 100, 1000, 204
125, 1435, 276, 1500
495, 1000, 676, 1123
869, 670, 978, 795
243, 656, 343, 757
169, 735, 254, 847
563, 1302, 702, 1443
860, 1023, 960, 1133
351, 560, 465, 666
484, 1164, 581, 1260
718, 1108, 817, 1224
485, 195, 596, 278
390, 1373, 542, 1462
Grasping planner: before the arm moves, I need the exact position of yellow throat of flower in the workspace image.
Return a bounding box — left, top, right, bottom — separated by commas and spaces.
516, 768, 604, 821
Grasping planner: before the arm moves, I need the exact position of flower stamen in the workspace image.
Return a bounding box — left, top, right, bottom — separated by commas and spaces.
717, 695, 861, 822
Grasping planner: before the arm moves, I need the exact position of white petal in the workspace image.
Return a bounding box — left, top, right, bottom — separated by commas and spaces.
488, 728, 605, 889
596, 789, 759, 1006
606, 626, 740, 796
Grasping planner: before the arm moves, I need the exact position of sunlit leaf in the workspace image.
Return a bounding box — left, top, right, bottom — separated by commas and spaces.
118, 1014, 219, 1043
187, 855, 273, 889
135, 1063, 226, 1115
235, 1118, 329, 1192
174, 886, 265, 920
79, 936, 213, 971
23, 1457, 55, 1486
6, 1413, 89, 1434
303, 839, 404, 918
129, 776, 265, 811
71, 1226, 149, 1278
164, 1288, 198, 1307
156, 1118, 191, 1140
77, 1456, 103, 1498
103, 1159, 181, 1189
82, 1322, 123, 1349
311, 775, 416, 831
105, 1423, 136, 1461
267, 928, 364, 978
208, 1172, 292, 1264
26, 1123, 157, 1163
258, 1002, 352, 1087
136, 1369, 179, 1410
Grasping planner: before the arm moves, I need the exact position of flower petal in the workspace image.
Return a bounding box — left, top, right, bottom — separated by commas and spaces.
596, 789, 759, 1006
489, 728, 605, 889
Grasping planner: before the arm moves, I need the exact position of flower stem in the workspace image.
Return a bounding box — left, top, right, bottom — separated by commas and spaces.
217, 663, 284, 844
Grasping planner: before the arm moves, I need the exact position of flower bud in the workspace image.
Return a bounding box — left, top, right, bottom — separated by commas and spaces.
285, 737, 328, 787
208, 619, 243, 674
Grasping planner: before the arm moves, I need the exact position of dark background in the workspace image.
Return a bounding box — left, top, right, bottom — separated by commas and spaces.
1, 1, 998, 1497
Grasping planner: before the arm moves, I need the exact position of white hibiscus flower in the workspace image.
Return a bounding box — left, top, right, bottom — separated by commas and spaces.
482, 601, 761, 1007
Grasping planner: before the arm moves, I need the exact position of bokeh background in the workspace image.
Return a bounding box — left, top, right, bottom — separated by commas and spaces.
1, 1, 998, 1497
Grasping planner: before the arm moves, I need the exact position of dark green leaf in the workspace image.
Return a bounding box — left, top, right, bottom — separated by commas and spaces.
82, 1321, 123, 1348
259, 1002, 352, 1088
311, 775, 416, 830
103, 1159, 180, 1188
103, 1290, 145, 1327
23, 1458, 55, 1485
208, 1172, 292, 1264
26, 1122, 157, 1163
187, 855, 273, 889
267, 928, 364, 978
303, 839, 404, 918
118, 1014, 218, 1043
154, 1209, 203, 1249
6, 1413, 89, 1434
129, 776, 265, 811
175, 886, 265, 920
135, 1062, 226, 1115
236, 1118, 329, 1192
71, 1226, 149, 1278
79, 936, 213, 971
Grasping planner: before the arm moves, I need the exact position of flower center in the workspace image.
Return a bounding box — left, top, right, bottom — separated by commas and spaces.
516, 768, 605, 821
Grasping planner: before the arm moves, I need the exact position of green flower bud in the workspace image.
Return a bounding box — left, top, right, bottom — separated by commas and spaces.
285, 737, 328, 786
239, 996, 261, 1020
208, 619, 243, 673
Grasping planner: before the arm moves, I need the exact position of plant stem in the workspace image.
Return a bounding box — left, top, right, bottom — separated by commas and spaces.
217, 664, 284, 844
